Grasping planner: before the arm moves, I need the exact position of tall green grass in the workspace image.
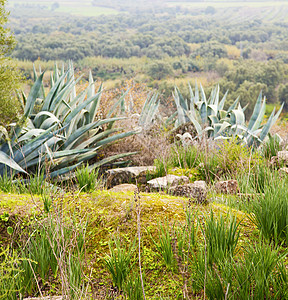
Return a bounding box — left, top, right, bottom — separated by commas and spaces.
250, 173, 288, 244
149, 221, 176, 270
76, 164, 102, 193
103, 237, 135, 291
202, 211, 241, 264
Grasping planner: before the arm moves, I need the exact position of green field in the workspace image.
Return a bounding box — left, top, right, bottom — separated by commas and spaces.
166, 1, 288, 22
8, 1, 119, 16
167, 1, 288, 8
55, 6, 118, 16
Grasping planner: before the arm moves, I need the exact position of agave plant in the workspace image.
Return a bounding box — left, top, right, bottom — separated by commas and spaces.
137, 93, 160, 129
172, 83, 283, 148
0, 63, 136, 178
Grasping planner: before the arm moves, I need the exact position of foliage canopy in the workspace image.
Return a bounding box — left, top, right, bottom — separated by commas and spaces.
0, 0, 22, 126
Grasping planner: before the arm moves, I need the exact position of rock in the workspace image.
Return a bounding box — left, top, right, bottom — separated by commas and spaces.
147, 175, 189, 191
24, 297, 62, 300
277, 151, 288, 163
106, 166, 156, 188
279, 167, 288, 175
109, 184, 138, 192
169, 180, 207, 204
271, 151, 288, 167
215, 180, 239, 195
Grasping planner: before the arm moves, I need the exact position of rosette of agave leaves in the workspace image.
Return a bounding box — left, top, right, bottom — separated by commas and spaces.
0, 63, 137, 178
172, 83, 283, 147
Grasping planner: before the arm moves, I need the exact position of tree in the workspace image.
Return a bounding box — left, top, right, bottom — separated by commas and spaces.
0, 0, 22, 126
278, 83, 288, 110
146, 61, 173, 80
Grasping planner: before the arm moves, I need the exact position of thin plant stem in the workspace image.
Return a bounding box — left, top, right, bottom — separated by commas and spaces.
225, 283, 230, 300
27, 258, 44, 299
199, 213, 207, 300
135, 184, 146, 300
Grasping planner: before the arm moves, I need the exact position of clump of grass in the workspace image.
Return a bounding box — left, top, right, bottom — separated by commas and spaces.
262, 133, 282, 159
233, 242, 287, 299
250, 174, 288, 244
27, 171, 46, 195
19, 204, 88, 298
236, 160, 277, 196
124, 272, 144, 300
103, 237, 135, 291
0, 168, 54, 196
76, 163, 102, 192
153, 159, 167, 178
0, 247, 24, 299
169, 144, 201, 169
176, 203, 198, 261
148, 221, 176, 271
202, 211, 241, 264
0, 170, 15, 193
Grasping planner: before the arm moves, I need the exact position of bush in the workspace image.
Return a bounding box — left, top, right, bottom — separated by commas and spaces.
0, 1, 23, 126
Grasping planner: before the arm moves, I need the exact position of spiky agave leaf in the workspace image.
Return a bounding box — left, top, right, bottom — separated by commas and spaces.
0, 151, 27, 174
0, 64, 137, 178
171, 84, 282, 148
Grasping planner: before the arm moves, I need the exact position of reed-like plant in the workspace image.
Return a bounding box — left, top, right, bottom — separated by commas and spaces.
233, 242, 286, 299
262, 133, 282, 159
75, 163, 102, 192
176, 205, 198, 261
202, 211, 241, 264
149, 221, 175, 270
250, 175, 288, 244
0, 247, 24, 300
124, 272, 144, 300
0, 169, 14, 193
20, 209, 87, 297
103, 237, 135, 291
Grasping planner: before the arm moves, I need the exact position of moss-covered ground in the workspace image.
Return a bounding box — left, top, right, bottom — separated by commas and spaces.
0, 189, 261, 299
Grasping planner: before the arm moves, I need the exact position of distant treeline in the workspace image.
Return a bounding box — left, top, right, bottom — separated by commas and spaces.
8, 5, 288, 111
10, 11, 288, 62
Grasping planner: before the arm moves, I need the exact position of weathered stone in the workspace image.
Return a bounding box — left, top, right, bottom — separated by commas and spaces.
109, 184, 138, 192
24, 297, 62, 300
169, 180, 207, 204
215, 180, 239, 195
147, 175, 189, 190
277, 151, 288, 163
106, 166, 156, 188
279, 167, 288, 175
271, 151, 288, 167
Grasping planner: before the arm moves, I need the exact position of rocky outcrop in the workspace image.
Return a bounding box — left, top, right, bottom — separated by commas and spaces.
24, 297, 62, 300
169, 180, 207, 204
277, 151, 288, 163
279, 167, 288, 175
109, 184, 138, 192
106, 166, 156, 188
271, 151, 288, 166
147, 175, 189, 191
215, 180, 239, 195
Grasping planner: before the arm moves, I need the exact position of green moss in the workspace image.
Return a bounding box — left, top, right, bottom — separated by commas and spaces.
0, 189, 261, 298
0, 193, 42, 215
168, 167, 201, 182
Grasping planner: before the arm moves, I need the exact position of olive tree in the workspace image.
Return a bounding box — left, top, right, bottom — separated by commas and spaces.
0, 0, 22, 126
